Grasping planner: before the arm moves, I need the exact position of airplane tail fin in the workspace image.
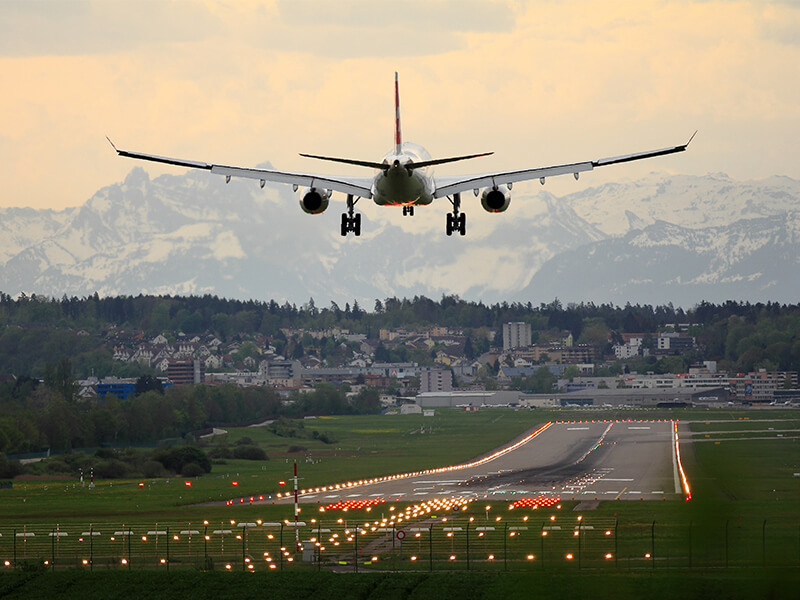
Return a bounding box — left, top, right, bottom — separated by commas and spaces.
395, 72, 402, 155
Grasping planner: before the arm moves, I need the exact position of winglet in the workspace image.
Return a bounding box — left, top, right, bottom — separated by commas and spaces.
106, 136, 119, 153
686, 130, 697, 147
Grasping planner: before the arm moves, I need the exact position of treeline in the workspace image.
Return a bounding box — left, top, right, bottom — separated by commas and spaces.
3, 291, 797, 338
0, 377, 381, 457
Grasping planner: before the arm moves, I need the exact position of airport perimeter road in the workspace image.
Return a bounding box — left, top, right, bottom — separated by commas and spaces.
271, 420, 683, 506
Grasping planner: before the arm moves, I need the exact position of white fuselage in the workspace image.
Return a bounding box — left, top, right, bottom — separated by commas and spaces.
371, 142, 435, 206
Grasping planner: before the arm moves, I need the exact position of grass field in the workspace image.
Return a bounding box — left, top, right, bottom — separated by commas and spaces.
1, 407, 798, 598
1, 569, 799, 600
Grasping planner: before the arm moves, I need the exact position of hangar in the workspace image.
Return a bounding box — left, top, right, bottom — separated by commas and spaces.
415, 387, 729, 409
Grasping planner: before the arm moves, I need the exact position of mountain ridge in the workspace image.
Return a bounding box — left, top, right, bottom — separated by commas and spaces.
1, 168, 799, 307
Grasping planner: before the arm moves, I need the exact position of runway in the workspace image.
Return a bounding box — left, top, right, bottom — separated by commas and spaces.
267, 420, 685, 507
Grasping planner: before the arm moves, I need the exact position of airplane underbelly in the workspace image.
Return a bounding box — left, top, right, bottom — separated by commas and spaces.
372, 170, 433, 206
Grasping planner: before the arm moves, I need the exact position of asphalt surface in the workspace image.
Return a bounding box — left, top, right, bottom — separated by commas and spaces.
269, 420, 682, 506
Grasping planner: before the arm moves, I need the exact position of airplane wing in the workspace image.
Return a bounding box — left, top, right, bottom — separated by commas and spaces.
107, 139, 374, 198
433, 133, 696, 198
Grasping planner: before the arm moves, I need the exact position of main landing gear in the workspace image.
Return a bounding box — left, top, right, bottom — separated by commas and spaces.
446, 192, 466, 236
402, 206, 415, 216
341, 194, 361, 236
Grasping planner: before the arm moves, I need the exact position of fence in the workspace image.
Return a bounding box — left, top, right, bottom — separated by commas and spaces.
2, 514, 799, 573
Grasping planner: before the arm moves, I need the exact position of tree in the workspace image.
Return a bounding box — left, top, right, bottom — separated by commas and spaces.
562, 365, 580, 381
134, 375, 163, 397
44, 357, 79, 404
463, 336, 475, 360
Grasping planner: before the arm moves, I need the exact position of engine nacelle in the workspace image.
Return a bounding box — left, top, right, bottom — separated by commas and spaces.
480, 185, 511, 213
299, 187, 331, 214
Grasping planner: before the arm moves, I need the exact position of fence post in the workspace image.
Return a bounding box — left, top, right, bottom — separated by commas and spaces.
90, 524, 93, 571
204, 524, 208, 565
429, 524, 434, 572
466, 520, 470, 571
242, 525, 246, 571
503, 522, 508, 571
127, 527, 132, 571
724, 519, 729, 568
540, 521, 545, 570
280, 522, 284, 571
688, 520, 692, 569
12, 529, 16, 570
354, 526, 358, 574
614, 519, 618, 569
166, 526, 170, 572
762, 519, 766, 567
317, 520, 322, 572
650, 521, 655, 571
51, 527, 55, 571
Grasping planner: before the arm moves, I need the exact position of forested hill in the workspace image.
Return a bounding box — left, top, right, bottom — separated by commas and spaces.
1, 292, 799, 376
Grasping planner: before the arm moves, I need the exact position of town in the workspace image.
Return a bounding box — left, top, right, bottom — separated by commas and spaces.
68, 307, 798, 411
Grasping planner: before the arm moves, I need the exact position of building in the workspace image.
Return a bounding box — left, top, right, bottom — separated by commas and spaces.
419, 368, 453, 393
167, 359, 205, 385
657, 333, 696, 355
260, 360, 302, 387
503, 322, 532, 351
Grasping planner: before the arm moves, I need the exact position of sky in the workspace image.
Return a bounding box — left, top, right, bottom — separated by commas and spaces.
1, 0, 798, 211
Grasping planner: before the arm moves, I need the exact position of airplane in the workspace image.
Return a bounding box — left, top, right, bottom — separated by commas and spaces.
109, 73, 694, 237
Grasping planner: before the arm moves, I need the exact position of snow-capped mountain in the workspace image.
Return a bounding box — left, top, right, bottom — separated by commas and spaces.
1, 167, 799, 307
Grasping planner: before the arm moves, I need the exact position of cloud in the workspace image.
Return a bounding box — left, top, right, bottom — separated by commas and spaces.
0, 0, 218, 57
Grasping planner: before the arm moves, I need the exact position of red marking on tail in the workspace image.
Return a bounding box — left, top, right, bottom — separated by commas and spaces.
395, 72, 402, 154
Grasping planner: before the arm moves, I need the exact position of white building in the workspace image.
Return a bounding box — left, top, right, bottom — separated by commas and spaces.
420, 368, 453, 393
503, 322, 532, 351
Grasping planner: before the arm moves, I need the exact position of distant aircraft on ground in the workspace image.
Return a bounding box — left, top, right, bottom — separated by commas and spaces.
109, 73, 694, 237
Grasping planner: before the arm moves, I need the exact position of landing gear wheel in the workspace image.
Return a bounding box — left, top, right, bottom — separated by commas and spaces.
446, 193, 466, 236
341, 194, 362, 237
403, 206, 415, 216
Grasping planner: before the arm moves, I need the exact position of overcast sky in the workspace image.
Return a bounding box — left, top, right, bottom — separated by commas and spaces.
1, 0, 798, 210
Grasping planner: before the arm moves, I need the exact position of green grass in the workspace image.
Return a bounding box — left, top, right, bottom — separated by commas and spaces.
1, 408, 799, 597
0, 569, 798, 600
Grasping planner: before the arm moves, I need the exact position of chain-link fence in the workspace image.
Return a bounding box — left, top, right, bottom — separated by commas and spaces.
2, 514, 798, 572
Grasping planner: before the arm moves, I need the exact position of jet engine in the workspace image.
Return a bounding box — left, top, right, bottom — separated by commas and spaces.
299, 187, 331, 214
480, 185, 511, 213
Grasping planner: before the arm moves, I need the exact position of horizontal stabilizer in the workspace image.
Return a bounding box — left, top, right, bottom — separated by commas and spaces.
299, 151, 493, 171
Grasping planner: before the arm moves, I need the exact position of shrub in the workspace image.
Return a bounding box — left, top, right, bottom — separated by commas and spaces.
235, 436, 254, 446
142, 460, 167, 478
232, 445, 268, 461
287, 445, 307, 453
43, 459, 73, 474
95, 458, 129, 479
153, 446, 211, 474
208, 446, 233, 459
312, 431, 337, 444
0, 455, 24, 479
181, 462, 205, 478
